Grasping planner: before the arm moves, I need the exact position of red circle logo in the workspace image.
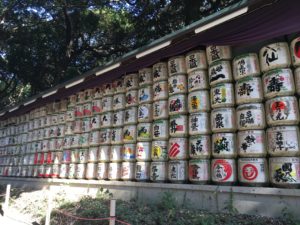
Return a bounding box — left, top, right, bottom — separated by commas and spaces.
213, 159, 232, 181
242, 164, 258, 180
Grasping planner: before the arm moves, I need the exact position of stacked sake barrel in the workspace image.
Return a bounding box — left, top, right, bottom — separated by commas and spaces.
233, 53, 268, 186
206, 46, 237, 185
150, 62, 169, 182
260, 41, 300, 188
185, 50, 211, 184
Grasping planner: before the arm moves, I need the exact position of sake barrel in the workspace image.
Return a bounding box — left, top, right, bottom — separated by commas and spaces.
188, 69, 209, 92
102, 83, 114, 97
108, 162, 122, 180
168, 137, 188, 160
124, 106, 138, 125
44, 165, 52, 178
153, 100, 168, 120
71, 135, 81, 148
185, 50, 208, 73
66, 109, 75, 123
63, 136, 71, 149
168, 94, 187, 115
152, 119, 169, 140
97, 162, 108, 180
74, 105, 84, 118
259, 42, 291, 72
123, 125, 137, 143
233, 53, 261, 80
99, 128, 111, 145
188, 90, 210, 113
73, 119, 82, 134
92, 99, 102, 114
189, 135, 211, 159
188, 159, 210, 184
32, 165, 39, 178
80, 132, 90, 148
113, 93, 125, 111
98, 145, 110, 162
93, 86, 102, 99
238, 158, 269, 186
82, 117, 91, 133
236, 103, 266, 130
86, 163, 97, 179
89, 130, 100, 146
235, 76, 263, 105
211, 159, 237, 185
111, 127, 123, 145
262, 68, 295, 99
168, 55, 187, 76
62, 150, 71, 163
211, 83, 235, 108
88, 147, 98, 162
51, 164, 60, 178
189, 112, 210, 135
151, 140, 168, 161
153, 62, 168, 82
265, 96, 299, 126
209, 60, 233, 86
168, 74, 187, 95
237, 130, 266, 157
27, 166, 34, 177
294, 67, 300, 95
122, 143, 136, 162
67, 95, 77, 108
100, 112, 112, 128
121, 162, 135, 181
137, 123, 152, 141
76, 91, 85, 104
168, 160, 188, 183
153, 81, 168, 101
267, 126, 300, 157
112, 110, 124, 127
211, 108, 236, 133
75, 163, 86, 179
112, 77, 125, 94
136, 142, 151, 161
124, 73, 139, 91
212, 133, 237, 158
68, 163, 76, 179
125, 89, 138, 108
290, 37, 300, 67
169, 114, 188, 137
38, 165, 45, 178
135, 161, 150, 181
150, 162, 167, 182
269, 157, 300, 188
53, 151, 63, 164
206, 45, 232, 65
110, 145, 122, 162
83, 102, 92, 117
78, 149, 88, 163
101, 96, 113, 113
138, 85, 153, 104
65, 121, 75, 135
139, 67, 153, 86
71, 149, 80, 163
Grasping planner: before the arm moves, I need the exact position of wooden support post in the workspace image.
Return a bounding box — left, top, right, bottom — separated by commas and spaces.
109, 199, 116, 225
45, 186, 53, 225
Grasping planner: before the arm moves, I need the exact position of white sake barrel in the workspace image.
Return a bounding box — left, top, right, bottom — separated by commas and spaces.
51, 114, 58, 126
53, 151, 63, 164
99, 145, 110, 162
88, 147, 98, 162
41, 140, 49, 152
75, 163, 86, 179
56, 137, 64, 151
237, 130, 266, 157
100, 112, 112, 128
259, 42, 291, 72
108, 162, 122, 180
83, 103, 92, 117
169, 94, 187, 115
238, 158, 268, 186
32, 165, 39, 178
27, 166, 34, 177
137, 104, 153, 123
212, 133, 237, 158
153, 100, 168, 120
123, 125, 137, 143
269, 157, 300, 188
93, 86, 102, 99
110, 145, 122, 162
150, 162, 167, 182
111, 127, 123, 145
92, 99, 102, 114
168, 74, 187, 95
97, 162, 108, 180
83, 89, 94, 103
121, 162, 135, 180
211, 108, 236, 133
51, 164, 60, 178
168, 160, 188, 183
138, 85, 153, 104
71, 135, 81, 148
290, 37, 300, 67
136, 142, 151, 161
262, 68, 295, 99
189, 112, 210, 135
152, 119, 169, 140
125, 89, 138, 108
294, 67, 300, 95
211, 159, 236, 184
76, 91, 85, 104
168, 137, 188, 160
122, 143, 136, 162
112, 110, 124, 127
65, 121, 75, 135
135, 161, 150, 181
206, 45, 232, 65
189, 135, 211, 159
44, 165, 52, 178
89, 130, 100, 146
62, 150, 71, 163
102, 83, 114, 97
168, 55, 187, 76
38, 165, 45, 178
80, 132, 90, 148
124, 107, 138, 125
68, 163, 76, 179
233, 53, 261, 80
67, 95, 77, 108
265, 96, 299, 126
60, 99, 68, 112
211, 83, 235, 108
63, 136, 71, 149
235, 76, 263, 105
138, 67, 153, 86
188, 69, 209, 92
113, 77, 125, 94
113, 93, 125, 111
137, 123, 152, 141
209, 60, 233, 86
124, 73, 139, 91
86, 163, 96, 179
82, 117, 91, 133
169, 114, 188, 137
99, 128, 111, 145
236, 103, 266, 130
188, 90, 210, 113
151, 140, 168, 161
74, 105, 84, 118
101, 96, 113, 113
267, 126, 300, 157
153, 62, 168, 82
73, 119, 82, 134
189, 159, 210, 184
153, 81, 168, 101
78, 149, 88, 163
185, 50, 208, 73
